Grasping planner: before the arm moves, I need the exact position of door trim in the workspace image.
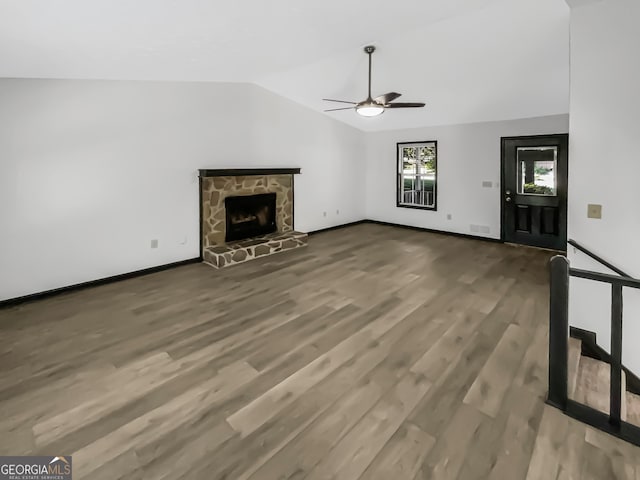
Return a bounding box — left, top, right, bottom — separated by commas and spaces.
500, 133, 569, 248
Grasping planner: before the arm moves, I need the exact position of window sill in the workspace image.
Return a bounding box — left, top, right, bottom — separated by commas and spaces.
396, 203, 437, 211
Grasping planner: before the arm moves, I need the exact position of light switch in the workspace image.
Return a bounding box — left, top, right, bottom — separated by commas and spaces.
587, 204, 602, 219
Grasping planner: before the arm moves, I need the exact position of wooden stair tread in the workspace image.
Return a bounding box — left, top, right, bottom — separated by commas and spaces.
626, 391, 640, 426
574, 355, 627, 420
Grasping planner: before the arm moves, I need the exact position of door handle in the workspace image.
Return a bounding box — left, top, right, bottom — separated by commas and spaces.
505, 197, 512, 202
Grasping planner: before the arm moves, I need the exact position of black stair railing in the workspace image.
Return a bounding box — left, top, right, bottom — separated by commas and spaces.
567, 239, 631, 278
548, 256, 570, 411
548, 255, 640, 446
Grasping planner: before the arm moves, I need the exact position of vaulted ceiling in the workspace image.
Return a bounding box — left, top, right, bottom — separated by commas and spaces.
0, 0, 570, 131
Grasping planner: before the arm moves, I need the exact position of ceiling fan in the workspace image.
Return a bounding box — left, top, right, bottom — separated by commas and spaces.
323, 45, 426, 117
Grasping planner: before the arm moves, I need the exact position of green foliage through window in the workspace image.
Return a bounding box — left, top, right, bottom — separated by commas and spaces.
523, 183, 554, 195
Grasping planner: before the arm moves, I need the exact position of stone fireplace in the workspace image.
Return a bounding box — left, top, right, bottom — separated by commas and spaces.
199, 168, 307, 268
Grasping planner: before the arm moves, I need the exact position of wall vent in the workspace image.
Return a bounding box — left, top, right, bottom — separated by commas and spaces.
470, 225, 491, 234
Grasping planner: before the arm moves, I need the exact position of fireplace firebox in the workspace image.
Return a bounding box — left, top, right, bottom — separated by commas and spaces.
225, 193, 277, 242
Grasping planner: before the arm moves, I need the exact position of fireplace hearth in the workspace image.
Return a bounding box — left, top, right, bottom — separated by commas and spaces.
225, 193, 277, 242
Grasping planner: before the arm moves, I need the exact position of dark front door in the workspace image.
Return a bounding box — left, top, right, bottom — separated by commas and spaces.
501, 134, 568, 251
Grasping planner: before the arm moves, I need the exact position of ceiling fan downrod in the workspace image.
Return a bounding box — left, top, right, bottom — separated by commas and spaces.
364, 45, 375, 101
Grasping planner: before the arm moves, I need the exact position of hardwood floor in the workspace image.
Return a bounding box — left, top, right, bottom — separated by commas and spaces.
1, 223, 638, 479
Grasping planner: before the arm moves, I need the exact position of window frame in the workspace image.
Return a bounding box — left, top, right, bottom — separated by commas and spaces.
396, 140, 438, 211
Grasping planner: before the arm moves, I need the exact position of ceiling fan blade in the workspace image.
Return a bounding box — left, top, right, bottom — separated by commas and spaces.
324, 107, 356, 112
322, 98, 357, 104
374, 92, 402, 104
385, 102, 426, 108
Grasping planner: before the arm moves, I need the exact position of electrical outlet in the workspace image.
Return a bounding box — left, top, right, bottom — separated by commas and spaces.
150, 239, 159, 249
323, 211, 327, 217
447, 214, 452, 220
587, 204, 602, 219
336, 209, 340, 215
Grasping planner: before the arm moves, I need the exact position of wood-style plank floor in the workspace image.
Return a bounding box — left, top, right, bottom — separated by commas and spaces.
1, 223, 638, 479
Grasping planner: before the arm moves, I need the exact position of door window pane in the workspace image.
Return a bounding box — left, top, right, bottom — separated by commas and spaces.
517, 146, 557, 196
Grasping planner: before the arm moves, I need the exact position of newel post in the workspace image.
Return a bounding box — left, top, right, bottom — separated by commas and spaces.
548, 255, 570, 410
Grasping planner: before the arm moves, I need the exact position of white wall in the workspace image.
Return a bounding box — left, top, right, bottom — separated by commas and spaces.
566, 0, 640, 373
364, 114, 569, 238
245, 86, 366, 232
0, 79, 365, 301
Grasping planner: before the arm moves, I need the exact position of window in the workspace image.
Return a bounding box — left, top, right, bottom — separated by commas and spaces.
397, 141, 437, 210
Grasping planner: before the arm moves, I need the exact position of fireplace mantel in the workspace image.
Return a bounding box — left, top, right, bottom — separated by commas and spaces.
199, 168, 301, 177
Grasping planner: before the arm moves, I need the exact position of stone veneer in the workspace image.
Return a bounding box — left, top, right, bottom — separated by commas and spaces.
203, 231, 308, 269
201, 175, 293, 248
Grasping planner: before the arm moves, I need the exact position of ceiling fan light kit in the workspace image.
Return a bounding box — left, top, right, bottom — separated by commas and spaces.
356, 102, 384, 117
323, 45, 425, 117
